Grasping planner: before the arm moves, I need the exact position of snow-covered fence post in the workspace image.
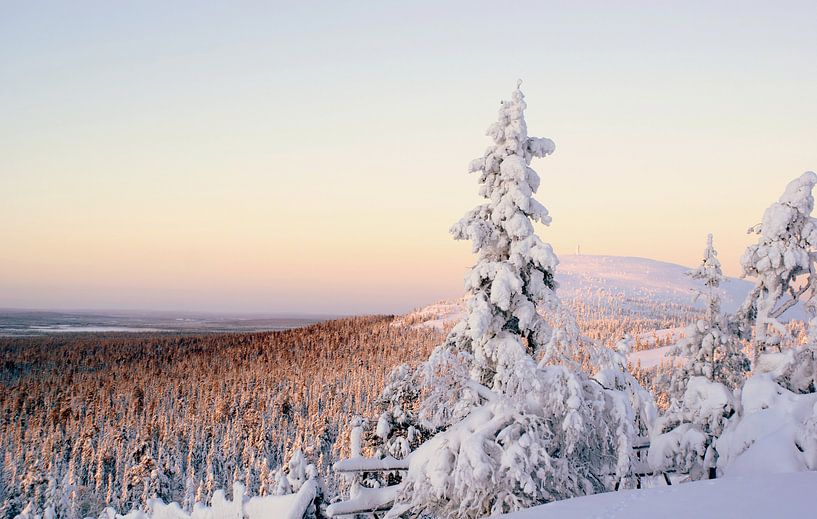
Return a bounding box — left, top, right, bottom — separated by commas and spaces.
349, 416, 365, 459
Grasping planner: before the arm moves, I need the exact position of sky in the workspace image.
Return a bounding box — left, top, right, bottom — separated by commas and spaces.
1, 1, 816, 315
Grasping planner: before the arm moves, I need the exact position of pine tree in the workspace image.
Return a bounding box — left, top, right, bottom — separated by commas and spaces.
271, 469, 290, 496
286, 449, 309, 493
182, 464, 197, 512
668, 234, 749, 399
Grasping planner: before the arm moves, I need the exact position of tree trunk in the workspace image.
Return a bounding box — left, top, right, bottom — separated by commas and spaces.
753, 296, 770, 366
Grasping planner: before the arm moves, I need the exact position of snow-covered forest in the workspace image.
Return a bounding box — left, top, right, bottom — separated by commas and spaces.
2, 86, 817, 519
0, 317, 442, 517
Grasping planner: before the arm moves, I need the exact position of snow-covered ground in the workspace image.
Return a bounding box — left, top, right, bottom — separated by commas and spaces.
501, 471, 817, 518
628, 343, 676, 368
392, 298, 465, 330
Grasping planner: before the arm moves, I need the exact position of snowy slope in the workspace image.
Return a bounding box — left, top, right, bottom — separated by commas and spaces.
401, 255, 761, 330
556, 255, 753, 315
628, 343, 676, 368
502, 471, 817, 519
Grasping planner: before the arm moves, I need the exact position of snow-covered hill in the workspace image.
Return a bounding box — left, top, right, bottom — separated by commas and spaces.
556, 255, 753, 315
399, 255, 795, 332
501, 471, 817, 519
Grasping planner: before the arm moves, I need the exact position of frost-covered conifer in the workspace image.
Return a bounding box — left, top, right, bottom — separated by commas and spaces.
182, 466, 197, 512
415, 83, 560, 431
271, 468, 290, 496
445, 81, 558, 385
653, 237, 752, 480
668, 235, 749, 399
649, 376, 736, 480
286, 450, 309, 493
779, 342, 817, 394
371, 365, 429, 461
390, 84, 642, 519
739, 172, 817, 363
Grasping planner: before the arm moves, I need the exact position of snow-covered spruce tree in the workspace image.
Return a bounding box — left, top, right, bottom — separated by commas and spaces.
593, 335, 657, 450
666, 234, 749, 400
651, 236, 749, 480
370, 365, 431, 467
738, 172, 817, 364
389, 84, 641, 519
648, 376, 736, 480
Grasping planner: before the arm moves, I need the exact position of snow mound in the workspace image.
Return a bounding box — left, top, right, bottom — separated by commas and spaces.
716, 374, 817, 476
501, 471, 817, 518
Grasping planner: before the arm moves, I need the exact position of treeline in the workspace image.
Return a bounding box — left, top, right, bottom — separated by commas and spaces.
0, 316, 442, 518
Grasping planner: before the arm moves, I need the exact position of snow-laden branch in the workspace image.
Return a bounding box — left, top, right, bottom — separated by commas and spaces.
333, 456, 410, 473
771, 283, 810, 319
326, 484, 404, 517
464, 380, 500, 403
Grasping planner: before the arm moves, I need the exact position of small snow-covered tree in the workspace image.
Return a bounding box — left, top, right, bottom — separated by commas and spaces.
653, 236, 752, 480
370, 365, 430, 469
781, 339, 817, 394
649, 376, 736, 480
182, 465, 197, 512
286, 449, 310, 493
594, 335, 657, 443
667, 234, 749, 400
738, 172, 817, 364
389, 84, 642, 519
271, 468, 290, 497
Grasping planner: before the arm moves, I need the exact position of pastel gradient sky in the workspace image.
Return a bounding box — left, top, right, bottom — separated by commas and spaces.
2, 1, 816, 314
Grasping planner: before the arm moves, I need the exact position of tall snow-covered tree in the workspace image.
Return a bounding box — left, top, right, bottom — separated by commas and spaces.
444, 80, 559, 388
739, 171, 817, 363
390, 84, 642, 519
667, 234, 749, 399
